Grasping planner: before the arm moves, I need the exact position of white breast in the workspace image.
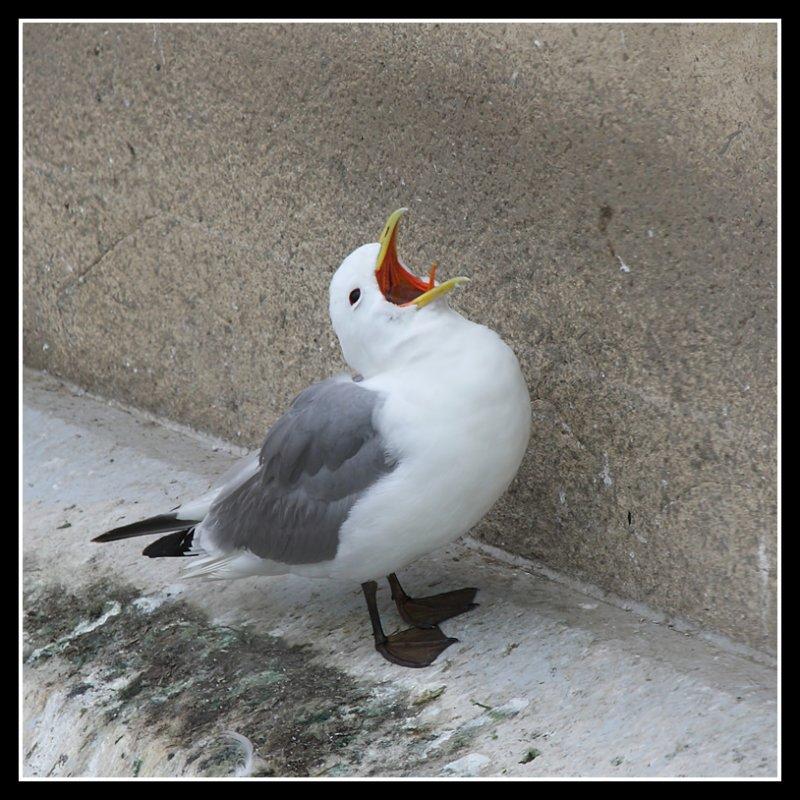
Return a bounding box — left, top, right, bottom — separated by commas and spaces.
332, 318, 531, 583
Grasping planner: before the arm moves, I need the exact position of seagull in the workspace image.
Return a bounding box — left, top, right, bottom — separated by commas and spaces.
93, 209, 531, 668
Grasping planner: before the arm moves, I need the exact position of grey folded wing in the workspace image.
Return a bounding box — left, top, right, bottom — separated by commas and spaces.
201, 377, 397, 565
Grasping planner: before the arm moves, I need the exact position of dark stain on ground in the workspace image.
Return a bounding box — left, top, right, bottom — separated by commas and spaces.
598, 205, 614, 235
24, 579, 430, 777
598, 205, 618, 259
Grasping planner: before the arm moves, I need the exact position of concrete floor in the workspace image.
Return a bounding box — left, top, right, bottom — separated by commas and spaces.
22, 370, 778, 778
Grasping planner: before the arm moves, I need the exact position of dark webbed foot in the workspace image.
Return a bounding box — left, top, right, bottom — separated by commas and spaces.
376, 625, 457, 668
388, 574, 479, 628
361, 580, 457, 668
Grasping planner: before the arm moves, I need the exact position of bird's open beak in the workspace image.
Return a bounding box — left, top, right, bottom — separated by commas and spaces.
375, 208, 469, 309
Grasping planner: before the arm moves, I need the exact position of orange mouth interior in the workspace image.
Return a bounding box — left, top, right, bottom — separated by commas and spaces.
376, 226, 437, 306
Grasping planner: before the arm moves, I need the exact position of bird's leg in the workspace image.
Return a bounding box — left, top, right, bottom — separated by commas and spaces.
387, 573, 479, 628
361, 580, 457, 668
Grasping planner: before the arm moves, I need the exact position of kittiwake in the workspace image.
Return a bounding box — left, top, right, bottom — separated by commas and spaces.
93, 209, 531, 668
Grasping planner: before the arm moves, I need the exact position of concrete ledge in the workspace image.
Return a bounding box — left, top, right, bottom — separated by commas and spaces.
23, 370, 777, 777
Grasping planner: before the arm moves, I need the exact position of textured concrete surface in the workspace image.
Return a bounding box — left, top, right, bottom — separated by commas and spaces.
22, 23, 777, 652
22, 371, 777, 778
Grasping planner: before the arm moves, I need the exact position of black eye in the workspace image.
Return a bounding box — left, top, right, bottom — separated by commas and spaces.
349, 288, 361, 305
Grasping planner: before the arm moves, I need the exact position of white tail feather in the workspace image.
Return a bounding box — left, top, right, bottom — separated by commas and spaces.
181, 551, 242, 580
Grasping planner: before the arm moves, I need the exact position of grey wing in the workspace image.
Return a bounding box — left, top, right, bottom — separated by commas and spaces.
201, 377, 397, 565
174, 451, 261, 522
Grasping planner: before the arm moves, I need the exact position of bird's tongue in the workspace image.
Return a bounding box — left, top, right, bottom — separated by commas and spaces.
376, 226, 436, 306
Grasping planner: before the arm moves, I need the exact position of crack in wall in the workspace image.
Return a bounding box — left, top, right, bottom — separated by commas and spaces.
57, 215, 158, 297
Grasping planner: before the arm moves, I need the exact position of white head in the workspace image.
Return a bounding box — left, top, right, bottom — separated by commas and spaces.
329, 209, 470, 378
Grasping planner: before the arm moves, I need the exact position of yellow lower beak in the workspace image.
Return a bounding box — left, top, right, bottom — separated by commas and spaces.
404, 276, 470, 308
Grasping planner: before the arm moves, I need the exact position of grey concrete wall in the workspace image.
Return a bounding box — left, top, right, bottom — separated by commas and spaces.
23, 23, 777, 652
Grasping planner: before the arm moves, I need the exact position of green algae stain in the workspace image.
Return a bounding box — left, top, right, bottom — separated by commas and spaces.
519, 748, 541, 764
23, 578, 427, 777
413, 686, 446, 706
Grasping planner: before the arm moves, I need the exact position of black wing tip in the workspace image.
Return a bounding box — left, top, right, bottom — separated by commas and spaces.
142, 529, 195, 558
91, 531, 118, 543
92, 512, 184, 544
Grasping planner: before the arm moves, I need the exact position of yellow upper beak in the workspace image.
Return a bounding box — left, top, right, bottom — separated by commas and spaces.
376, 208, 409, 272
375, 208, 469, 309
